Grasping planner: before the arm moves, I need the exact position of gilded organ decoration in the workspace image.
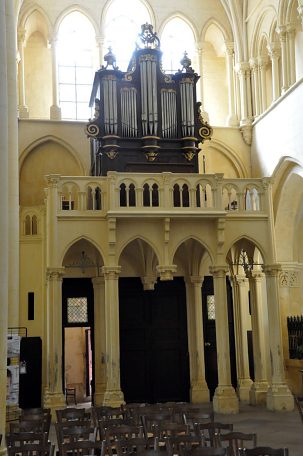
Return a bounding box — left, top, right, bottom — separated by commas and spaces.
86, 24, 212, 176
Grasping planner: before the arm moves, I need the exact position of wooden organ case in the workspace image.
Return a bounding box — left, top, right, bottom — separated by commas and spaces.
86, 23, 212, 176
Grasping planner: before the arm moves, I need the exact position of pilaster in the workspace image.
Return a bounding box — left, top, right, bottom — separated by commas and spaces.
185, 276, 209, 403
101, 266, 124, 406
196, 41, 209, 122
247, 270, 268, 405
249, 58, 260, 117
49, 36, 61, 120
267, 42, 281, 101
210, 266, 239, 414
286, 24, 296, 86
225, 42, 238, 126
258, 56, 268, 112
17, 28, 29, 118
92, 276, 107, 405
43, 268, 66, 414
263, 265, 294, 411
277, 26, 289, 93
232, 275, 253, 402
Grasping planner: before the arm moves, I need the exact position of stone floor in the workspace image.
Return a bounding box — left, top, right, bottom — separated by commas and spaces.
49, 401, 303, 455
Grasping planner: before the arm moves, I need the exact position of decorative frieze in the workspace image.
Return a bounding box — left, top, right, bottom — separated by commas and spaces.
279, 270, 299, 288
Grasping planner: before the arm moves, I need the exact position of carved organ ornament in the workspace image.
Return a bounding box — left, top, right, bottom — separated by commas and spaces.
86, 23, 212, 175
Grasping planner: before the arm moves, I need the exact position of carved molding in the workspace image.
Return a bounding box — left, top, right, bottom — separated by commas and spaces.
279, 270, 299, 288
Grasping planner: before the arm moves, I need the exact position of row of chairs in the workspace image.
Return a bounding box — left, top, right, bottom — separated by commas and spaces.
4, 404, 289, 456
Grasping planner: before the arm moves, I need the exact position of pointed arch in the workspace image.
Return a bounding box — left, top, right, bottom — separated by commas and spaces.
61, 236, 105, 267
118, 235, 160, 265
18, 4, 52, 43
19, 135, 85, 175
53, 5, 99, 37
200, 17, 230, 44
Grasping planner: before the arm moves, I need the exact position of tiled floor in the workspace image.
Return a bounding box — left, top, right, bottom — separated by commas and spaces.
49, 402, 303, 455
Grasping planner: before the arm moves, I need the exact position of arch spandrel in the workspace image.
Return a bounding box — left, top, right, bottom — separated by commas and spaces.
61, 237, 105, 278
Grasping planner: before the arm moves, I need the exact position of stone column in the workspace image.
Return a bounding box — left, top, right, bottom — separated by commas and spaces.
96, 35, 105, 68
185, 276, 209, 403
17, 27, 29, 118
298, 2, 303, 29
236, 62, 251, 125
277, 26, 289, 93
286, 25, 296, 86
92, 276, 107, 405
267, 42, 281, 101
102, 266, 124, 406
196, 41, 209, 122
250, 58, 260, 117
247, 271, 268, 405
232, 275, 253, 401
225, 42, 238, 126
0, 0, 9, 444
210, 266, 239, 414
263, 265, 294, 411
258, 56, 268, 112
6, 0, 19, 327
49, 36, 61, 120
43, 268, 66, 412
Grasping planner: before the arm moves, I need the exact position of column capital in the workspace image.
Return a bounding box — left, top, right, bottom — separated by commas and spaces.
156, 264, 177, 281
257, 55, 268, 69
92, 276, 105, 287
209, 265, 229, 277
276, 25, 287, 40
102, 266, 121, 279
189, 275, 203, 285
45, 174, 61, 187
267, 42, 281, 60
262, 264, 282, 277
247, 270, 265, 281
234, 274, 248, 285
17, 28, 27, 46
46, 267, 65, 281
249, 57, 258, 71
95, 35, 105, 46
235, 61, 250, 76
224, 41, 234, 56
286, 23, 296, 37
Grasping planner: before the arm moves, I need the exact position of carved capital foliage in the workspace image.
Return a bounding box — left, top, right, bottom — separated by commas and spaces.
279, 270, 300, 288
156, 264, 177, 281
102, 266, 121, 280
240, 125, 252, 146
262, 264, 282, 277
209, 265, 229, 277
46, 267, 65, 281
45, 174, 61, 187
224, 41, 234, 56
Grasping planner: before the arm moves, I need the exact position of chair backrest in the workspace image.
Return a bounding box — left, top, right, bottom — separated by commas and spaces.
97, 418, 130, 441
56, 408, 90, 423
195, 422, 233, 447
11, 420, 46, 434
239, 447, 289, 456
220, 432, 257, 456
181, 448, 228, 456
18, 414, 51, 435
59, 440, 103, 456
6, 432, 49, 447
165, 433, 207, 456
114, 437, 150, 456
7, 441, 54, 456
182, 411, 214, 429
21, 408, 51, 417
157, 422, 190, 439
141, 412, 174, 437
55, 421, 97, 450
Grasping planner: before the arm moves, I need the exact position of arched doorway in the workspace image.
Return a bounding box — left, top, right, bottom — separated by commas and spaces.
62, 239, 103, 404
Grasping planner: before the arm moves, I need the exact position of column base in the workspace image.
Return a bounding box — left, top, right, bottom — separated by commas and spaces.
190, 381, 210, 403
213, 385, 239, 414
249, 381, 268, 405
43, 390, 66, 421
237, 378, 253, 402
266, 383, 294, 411
18, 105, 29, 119
103, 389, 125, 407
50, 105, 61, 120
94, 387, 107, 406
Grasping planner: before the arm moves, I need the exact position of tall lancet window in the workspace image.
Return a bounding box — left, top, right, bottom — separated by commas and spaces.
104, 0, 151, 71
161, 18, 196, 73
57, 11, 96, 120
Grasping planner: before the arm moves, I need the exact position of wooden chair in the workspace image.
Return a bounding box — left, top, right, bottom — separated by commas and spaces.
180, 448, 227, 456
219, 432, 257, 456
97, 418, 130, 441
239, 448, 289, 456
21, 408, 51, 416
59, 440, 104, 456
182, 411, 214, 433
7, 442, 55, 456
65, 387, 77, 405
194, 422, 233, 447
105, 425, 144, 456
56, 408, 91, 424
55, 421, 97, 455
294, 395, 303, 424
114, 437, 153, 456
141, 412, 174, 445
18, 413, 51, 437
6, 432, 49, 447
10, 420, 46, 434
165, 434, 207, 456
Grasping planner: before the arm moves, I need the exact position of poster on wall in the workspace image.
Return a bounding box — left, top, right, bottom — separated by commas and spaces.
7, 334, 21, 406
6, 364, 19, 405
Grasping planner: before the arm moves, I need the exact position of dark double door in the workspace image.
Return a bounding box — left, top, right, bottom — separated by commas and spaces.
119, 277, 190, 403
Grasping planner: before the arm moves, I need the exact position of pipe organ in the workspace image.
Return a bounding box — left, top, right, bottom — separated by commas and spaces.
86, 23, 212, 175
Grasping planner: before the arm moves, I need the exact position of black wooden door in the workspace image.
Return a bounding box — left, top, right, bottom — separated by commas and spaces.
119, 277, 190, 403
202, 276, 237, 399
